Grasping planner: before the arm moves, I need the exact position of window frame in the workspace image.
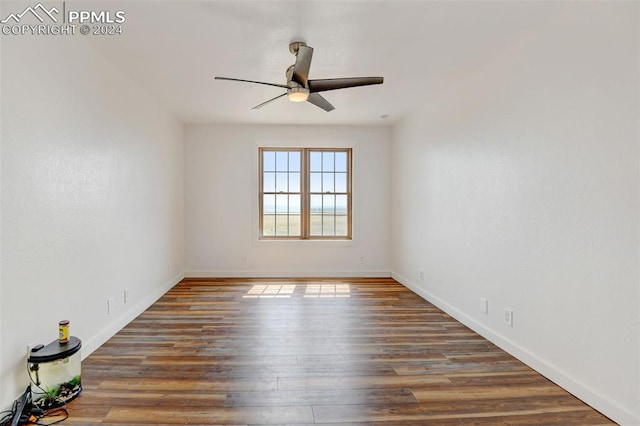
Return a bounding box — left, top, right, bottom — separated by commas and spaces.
259, 147, 352, 240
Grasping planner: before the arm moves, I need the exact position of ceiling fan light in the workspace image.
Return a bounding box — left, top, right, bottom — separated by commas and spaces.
287, 87, 309, 102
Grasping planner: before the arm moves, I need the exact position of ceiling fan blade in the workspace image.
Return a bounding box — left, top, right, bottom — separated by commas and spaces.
292, 45, 313, 87
252, 93, 287, 110
215, 76, 289, 89
307, 93, 335, 112
308, 77, 384, 93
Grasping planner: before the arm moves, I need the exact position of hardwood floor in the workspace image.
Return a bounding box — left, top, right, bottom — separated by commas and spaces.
65, 278, 614, 425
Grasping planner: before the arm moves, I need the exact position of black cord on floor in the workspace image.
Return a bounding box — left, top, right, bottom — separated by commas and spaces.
32, 408, 69, 426
0, 401, 68, 426
0, 405, 16, 426
0, 377, 70, 426
0, 397, 21, 426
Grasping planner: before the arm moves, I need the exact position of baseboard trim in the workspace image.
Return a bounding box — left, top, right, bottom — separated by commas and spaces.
80, 272, 184, 358
2, 274, 184, 414
391, 271, 640, 426
184, 270, 392, 278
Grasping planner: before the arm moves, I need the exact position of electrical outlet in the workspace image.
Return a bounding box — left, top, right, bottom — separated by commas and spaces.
419, 270, 424, 280
107, 297, 115, 315
480, 298, 488, 314
359, 256, 365, 264
241, 256, 247, 265
505, 308, 514, 327
124, 289, 130, 304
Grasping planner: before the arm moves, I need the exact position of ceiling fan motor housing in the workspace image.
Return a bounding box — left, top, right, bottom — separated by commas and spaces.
285, 65, 309, 101
215, 40, 382, 111
286, 65, 296, 83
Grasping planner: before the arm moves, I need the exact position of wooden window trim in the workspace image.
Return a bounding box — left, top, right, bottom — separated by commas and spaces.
259, 147, 352, 240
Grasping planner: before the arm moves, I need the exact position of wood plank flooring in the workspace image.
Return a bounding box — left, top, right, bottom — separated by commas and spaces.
65, 278, 614, 425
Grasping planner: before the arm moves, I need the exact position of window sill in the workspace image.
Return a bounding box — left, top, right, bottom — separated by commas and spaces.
254, 238, 356, 247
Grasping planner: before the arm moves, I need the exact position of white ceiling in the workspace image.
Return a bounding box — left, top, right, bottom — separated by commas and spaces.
83, 1, 559, 126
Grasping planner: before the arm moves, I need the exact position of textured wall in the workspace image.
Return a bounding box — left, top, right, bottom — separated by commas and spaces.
1, 33, 184, 406
184, 124, 391, 277
391, 3, 639, 424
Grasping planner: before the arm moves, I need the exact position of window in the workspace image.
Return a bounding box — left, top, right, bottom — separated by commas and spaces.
259, 148, 352, 239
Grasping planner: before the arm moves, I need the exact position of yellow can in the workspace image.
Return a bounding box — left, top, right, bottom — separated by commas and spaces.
58, 320, 69, 343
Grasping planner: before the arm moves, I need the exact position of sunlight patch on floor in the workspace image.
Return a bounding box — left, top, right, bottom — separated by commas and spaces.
304, 284, 351, 298
243, 284, 296, 298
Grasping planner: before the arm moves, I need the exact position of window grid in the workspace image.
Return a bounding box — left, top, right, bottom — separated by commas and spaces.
259, 148, 352, 240
309, 150, 349, 237
261, 149, 302, 238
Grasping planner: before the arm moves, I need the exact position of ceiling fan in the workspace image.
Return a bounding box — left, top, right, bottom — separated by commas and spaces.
215, 41, 384, 112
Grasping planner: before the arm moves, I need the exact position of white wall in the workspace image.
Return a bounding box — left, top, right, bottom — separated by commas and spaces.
0, 33, 184, 407
391, 3, 639, 424
0, 0, 4, 409
185, 124, 391, 277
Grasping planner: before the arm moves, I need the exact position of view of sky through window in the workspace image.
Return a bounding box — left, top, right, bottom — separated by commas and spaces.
260, 148, 351, 239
